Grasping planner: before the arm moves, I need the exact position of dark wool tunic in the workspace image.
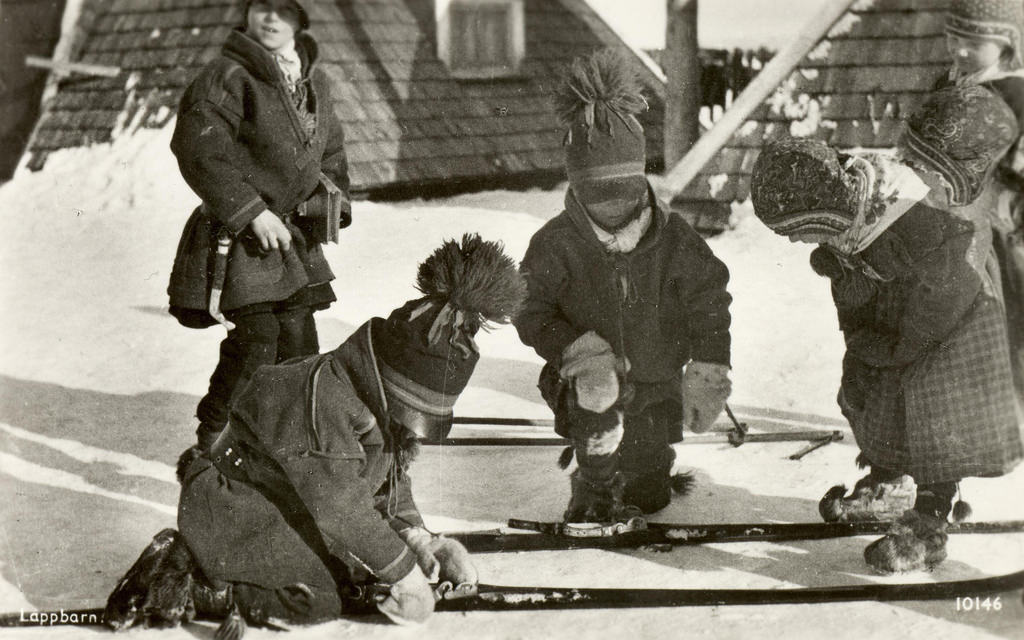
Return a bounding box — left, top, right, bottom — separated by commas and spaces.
167, 29, 350, 317
825, 197, 1022, 483
515, 185, 732, 412
178, 322, 421, 594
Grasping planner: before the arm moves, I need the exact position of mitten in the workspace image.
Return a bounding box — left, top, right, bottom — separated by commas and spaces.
681, 361, 732, 433
376, 566, 434, 625
428, 536, 478, 586
399, 529, 478, 586
398, 527, 439, 581
559, 331, 620, 413
810, 246, 844, 280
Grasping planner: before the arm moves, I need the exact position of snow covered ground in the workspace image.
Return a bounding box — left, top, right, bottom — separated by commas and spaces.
1, 126, 1023, 639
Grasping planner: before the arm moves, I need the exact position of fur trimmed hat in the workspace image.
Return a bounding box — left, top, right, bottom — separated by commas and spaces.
750, 137, 861, 237
898, 84, 1018, 206
946, 0, 1024, 70
243, 0, 310, 31
555, 49, 649, 185
371, 234, 527, 440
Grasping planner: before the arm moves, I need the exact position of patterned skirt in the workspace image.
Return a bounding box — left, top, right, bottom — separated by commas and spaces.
839, 295, 1023, 484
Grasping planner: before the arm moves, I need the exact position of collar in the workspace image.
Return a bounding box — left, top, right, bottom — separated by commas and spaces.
223, 28, 319, 83
950, 61, 1024, 85
328, 320, 391, 432
586, 205, 653, 253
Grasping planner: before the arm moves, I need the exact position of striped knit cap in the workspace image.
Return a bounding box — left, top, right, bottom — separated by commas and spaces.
946, 0, 1024, 69
371, 234, 526, 440
555, 49, 649, 185
750, 137, 861, 237
898, 84, 1018, 206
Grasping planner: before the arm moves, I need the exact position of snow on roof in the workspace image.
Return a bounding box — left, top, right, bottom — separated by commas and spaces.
677, 0, 952, 205
24, 0, 665, 193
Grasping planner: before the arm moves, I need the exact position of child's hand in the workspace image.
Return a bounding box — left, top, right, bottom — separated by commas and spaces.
249, 210, 292, 252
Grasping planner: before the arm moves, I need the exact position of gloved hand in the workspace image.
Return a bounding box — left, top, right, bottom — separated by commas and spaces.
398, 527, 439, 581
559, 331, 624, 413
681, 361, 731, 433
376, 565, 434, 625
399, 528, 478, 586
429, 536, 478, 586
809, 246, 844, 280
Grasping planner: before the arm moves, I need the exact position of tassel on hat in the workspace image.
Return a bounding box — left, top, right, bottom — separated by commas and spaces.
555, 49, 649, 184
415, 233, 526, 334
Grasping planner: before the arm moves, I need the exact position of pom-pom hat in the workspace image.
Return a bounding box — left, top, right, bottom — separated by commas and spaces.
371, 234, 527, 440
555, 49, 649, 184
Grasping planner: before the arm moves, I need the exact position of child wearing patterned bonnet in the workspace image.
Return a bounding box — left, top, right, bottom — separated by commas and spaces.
749, 85, 1023, 574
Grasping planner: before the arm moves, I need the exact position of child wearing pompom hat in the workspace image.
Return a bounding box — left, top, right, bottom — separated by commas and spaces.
945, 0, 1024, 405
515, 49, 733, 522
105, 235, 526, 630
750, 85, 1023, 574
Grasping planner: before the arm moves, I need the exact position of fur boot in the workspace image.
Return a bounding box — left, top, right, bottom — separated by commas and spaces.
564, 468, 639, 523
819, 473, 916, 522
104, 528, 197, 630
863, 508, 949, 573
622, 446, 678, 514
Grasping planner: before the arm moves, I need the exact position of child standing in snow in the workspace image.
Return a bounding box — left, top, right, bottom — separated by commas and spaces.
514, 50, 733, 522
750, 86, 1023, 573
106, 235, 525, 630
945, 0, 1024, 403
167, 0, 351, 451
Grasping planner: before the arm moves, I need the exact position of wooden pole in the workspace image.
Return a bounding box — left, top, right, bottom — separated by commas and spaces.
25, 55, 120, 78
664, 0, 700, 167
658, 0, 856, 198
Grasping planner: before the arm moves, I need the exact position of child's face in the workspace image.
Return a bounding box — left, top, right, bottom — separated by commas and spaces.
787, 230, 837, 244
947, 33, 1005, 74
247, 0, 301, 52
573, 175, 647, 231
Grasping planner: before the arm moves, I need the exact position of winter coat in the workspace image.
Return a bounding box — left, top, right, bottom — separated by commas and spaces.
985, 76, 1024, 401
178, 320, 422, 592
167, 28, 350, 325
515, 184, 732, 415
823, 195, 1022, 483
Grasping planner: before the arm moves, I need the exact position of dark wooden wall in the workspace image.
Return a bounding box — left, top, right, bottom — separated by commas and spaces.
0, 0, 66, 181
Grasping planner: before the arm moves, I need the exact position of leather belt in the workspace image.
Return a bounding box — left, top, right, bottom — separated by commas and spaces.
208, 426, 250, 483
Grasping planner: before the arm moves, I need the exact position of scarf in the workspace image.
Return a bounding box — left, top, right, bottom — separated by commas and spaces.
825, 154, 930, 279
272, 40, 303, 89
587, 206, 653, 254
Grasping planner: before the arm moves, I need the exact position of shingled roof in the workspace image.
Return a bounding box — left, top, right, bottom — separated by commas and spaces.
26, 0, 665, 192
678, 0, 951, 206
